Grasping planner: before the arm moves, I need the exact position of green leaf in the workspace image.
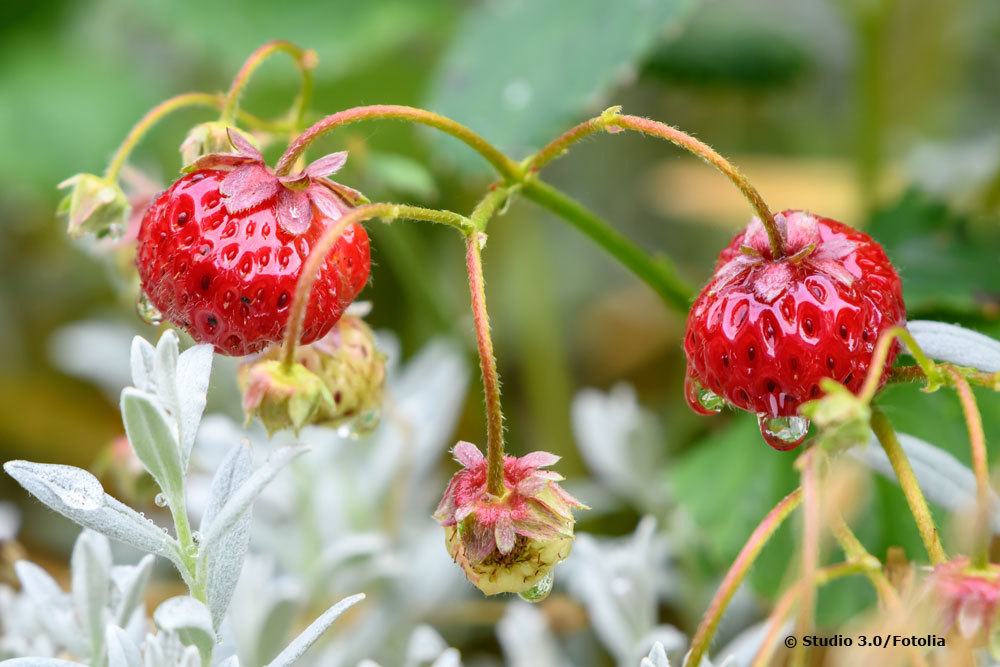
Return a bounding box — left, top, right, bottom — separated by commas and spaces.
670, 414, 798, 572
427, 0, 695, 171
867, 190, 1000, 318
120, 388, 184, 504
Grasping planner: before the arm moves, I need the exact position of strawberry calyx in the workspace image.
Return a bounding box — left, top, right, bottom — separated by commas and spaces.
184, 128, 367, 235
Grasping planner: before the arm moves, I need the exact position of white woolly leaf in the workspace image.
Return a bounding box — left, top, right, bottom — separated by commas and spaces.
266, 594, 365, 667
906, 320, 1000, 373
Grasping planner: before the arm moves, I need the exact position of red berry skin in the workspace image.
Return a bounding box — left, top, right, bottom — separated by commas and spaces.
136, 169, 370, 356
684, 210, 905, 420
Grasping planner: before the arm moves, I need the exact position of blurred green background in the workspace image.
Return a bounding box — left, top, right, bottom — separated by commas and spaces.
1, 0, 999, 630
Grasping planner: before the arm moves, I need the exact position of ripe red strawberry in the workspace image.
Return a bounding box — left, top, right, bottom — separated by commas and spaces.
683, 210, 905, 448
136, 130, 370, 356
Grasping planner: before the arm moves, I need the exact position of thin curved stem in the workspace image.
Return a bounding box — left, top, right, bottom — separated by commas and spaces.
279, 204, 469, 368
947, 368, 992, 567
685, 488, 803, 667
528, 111, 782, 258
521, 180, 693, 312
861, 326, 941, 402
871, 408, 947, 564
221, 40, 317, 128
105, 92, 222, 182
275, 105, 522, 180
465, 233, 506, 496
792, 450, 820, 667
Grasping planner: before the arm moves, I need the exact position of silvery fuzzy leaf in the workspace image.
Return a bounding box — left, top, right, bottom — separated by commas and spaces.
906, 320, 1000, 373
0, 660, 87, 666
71, 530, 112, 660
316, 533, 388, 580
572, 384, 669, 513
4, 461, 181, 567
199, 446, 307, 551
640, 642, 670, 667
266, 593, 365, 667
13, 561, 84, 655
403, 625, 449, 666
200, 442, 254, 630
228, 556, 302, 667
105, 625, 142, 667
716, 618, 793, 667
120, 389, 183, 502
430, 650, 462, 667
111, 555, 154, 627
497, 604, 565, 667
152, 596, 215, 660
215, 658, 241, 667
850, 432, 1000, 532
633, 627, 686, 667
130, 331, 213, 473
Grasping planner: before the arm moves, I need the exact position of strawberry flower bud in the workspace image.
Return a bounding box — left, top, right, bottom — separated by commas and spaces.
799, 378, 871, 450
238, 359, 334, 436
930, 557, 1000, 641
57, 173, 130, 240
180, 122, 253, 168
434, 442, 587, 596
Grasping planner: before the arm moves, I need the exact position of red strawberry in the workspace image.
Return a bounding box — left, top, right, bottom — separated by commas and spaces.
136, 131, 370, 356
683, 210, 905, 449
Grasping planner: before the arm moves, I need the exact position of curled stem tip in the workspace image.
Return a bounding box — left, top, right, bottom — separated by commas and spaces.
465, 233, 506, 496
222, 40, 316, 127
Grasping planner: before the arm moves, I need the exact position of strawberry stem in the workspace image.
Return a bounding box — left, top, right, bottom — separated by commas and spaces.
221, 40, 317, 129
464, 231, 506, 496
946, 367, 992, 568
274, 105, 522, 181
104, 92, 222, 182
528, 111, 785, 258
686, 487, 803, 667
871, 408, 947, 565
279, 204, 469, 369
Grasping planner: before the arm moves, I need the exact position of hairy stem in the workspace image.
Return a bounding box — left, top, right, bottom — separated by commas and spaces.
793, 450, 820, 667
861, 326, 940, 402
947, 368, 992, 567
521, 180, 693, 312
465, 232, 506, 496
528, 111, 782, 257
275, 105, 521, 180
104, 92, 222, 182
221, 40, 317, 128
871, 408, 947, 564
686, 488, 803, 667
280, 204, 469, 367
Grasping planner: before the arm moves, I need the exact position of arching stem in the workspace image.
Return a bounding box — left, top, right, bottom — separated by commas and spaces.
275, 105, 522, 181
871, 408, 947, 564
947, 368, 992, 568
685, 488, 803, 667
104, 92, 222, 182
528, 111, 783, 258
279, 204, 469, 368
221, 40, 317, 129
465, 231, 506, 496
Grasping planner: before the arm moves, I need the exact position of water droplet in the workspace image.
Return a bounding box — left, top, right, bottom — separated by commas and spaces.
154, 493, 168, 508
518, 571, 554, 603
684, 374, 725, 415
191, 530, 203, 544
185, 543, 199, 557
757, 414, 810, 450
136, 292, 163, 325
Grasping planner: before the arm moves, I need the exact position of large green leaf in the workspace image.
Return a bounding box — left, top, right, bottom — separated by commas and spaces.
427, 0, 695, 171
867, 190, 1000, 318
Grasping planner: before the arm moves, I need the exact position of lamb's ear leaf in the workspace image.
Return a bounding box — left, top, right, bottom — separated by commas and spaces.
266, 594, 366, 667
153, 596, 215, 661
906, 320, 1000, 373
112, 554, 155, 626
105, 625, 143, 667
120, 388, 183, 503
201, 441, 254, 630
4, 461, 181, 567
71, 530, 112, 660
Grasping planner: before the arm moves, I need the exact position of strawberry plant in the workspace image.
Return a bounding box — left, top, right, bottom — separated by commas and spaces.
3, 32, 1000, 667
